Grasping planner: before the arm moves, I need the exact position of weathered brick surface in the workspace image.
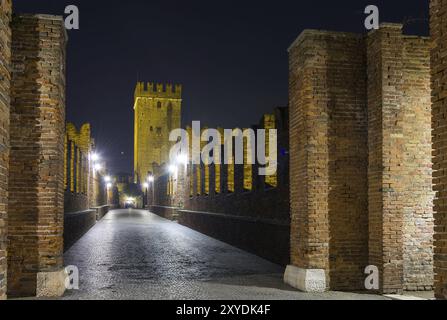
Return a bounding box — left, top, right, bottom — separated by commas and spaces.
367, 24, 433, 293
367, 25, 406, 294
0, 0, 11, 301
289, 32, 328, 275
431, 0, 447, 300
289, 30, 368, 290
324, 33, 369, 291
8, 14, 66, 297
289, 25, 433, 293
402, 36, 434, 291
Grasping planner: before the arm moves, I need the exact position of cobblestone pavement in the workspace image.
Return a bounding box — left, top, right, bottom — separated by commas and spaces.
63, 209, 388, 300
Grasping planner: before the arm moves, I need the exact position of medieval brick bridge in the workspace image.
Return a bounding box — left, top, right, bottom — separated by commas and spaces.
62, 208, 385, 300
1, 0, 447, 300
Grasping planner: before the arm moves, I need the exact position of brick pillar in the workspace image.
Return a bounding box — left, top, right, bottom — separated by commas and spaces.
367, 24, 405, 294
285, 31, 332, 292
401, 37, 433, 292
0, 0, 11, 301
431, 0, 447, 300
8, 14, 67, 298
286, 30, 369, 292
366, 23, 434, 294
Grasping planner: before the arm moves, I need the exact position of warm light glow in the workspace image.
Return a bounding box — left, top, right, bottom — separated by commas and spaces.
168, 165, 177, 174
147, 176, 155, 183
176, 153, 188, 165
143, 183, 149, 189
107, 183, 112, 189
104, 176, 112, 183
91, 153, 100, 162
94, 163, 102, 171
125, 197, 135, 204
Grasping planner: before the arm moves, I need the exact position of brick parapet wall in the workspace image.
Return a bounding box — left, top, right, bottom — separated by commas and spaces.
183, 107, 289, 222
0, 0, 11, 301
8, 14, 66, 297
431, 0, 447, 300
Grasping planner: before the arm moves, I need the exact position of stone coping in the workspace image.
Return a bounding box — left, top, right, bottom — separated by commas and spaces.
177, 208, 290, 227
64, 209, 96, 216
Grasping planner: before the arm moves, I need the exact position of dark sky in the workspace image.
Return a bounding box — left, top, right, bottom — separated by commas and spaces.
13, 0, 429, 174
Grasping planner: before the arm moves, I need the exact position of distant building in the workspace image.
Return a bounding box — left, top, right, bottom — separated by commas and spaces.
133, 82, 182, 183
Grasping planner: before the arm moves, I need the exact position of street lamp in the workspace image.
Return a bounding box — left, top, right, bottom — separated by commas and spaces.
148, 176, 154, 183
168, 165, 177, 174
94, 163, 102, 172
91, 153, 100, 162
104, 176, 112, 183
176, 153, 188, 165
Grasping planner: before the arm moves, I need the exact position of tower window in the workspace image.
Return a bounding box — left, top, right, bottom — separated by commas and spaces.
150, 126, 153, 132
157, 102, 162, 109
156, 127, 162, 136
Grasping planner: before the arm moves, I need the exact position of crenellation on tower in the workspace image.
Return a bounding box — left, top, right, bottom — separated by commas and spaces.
175, 84, 182, 95
134, 81, 182, 100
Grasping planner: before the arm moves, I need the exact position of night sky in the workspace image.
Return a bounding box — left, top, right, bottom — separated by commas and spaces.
13, 0, 428, 174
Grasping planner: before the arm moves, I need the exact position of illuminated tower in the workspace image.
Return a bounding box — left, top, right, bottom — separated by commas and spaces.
134, 82, 182, 183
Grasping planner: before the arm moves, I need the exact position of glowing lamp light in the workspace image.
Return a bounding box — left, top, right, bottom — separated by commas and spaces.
94, 163, 102, 171
143, 183, 149, 189
176, 154, 188, 165
126, 197, 135, 204
104, 176, 112, 183
168, 165, 177, 174
91, 153, 100, 162
147, 176, 155, 183
106, 183, 113, 189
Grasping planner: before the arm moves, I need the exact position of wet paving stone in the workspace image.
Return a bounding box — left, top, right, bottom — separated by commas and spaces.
63, 209, 387, 300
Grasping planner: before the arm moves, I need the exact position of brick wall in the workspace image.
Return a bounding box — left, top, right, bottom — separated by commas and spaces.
367, 24, 433, 293
64, 191, 88, 214
0, 0, 11, 301
8, 14, 66, 297
288, 25, 433, 293
402, 36, 434, 291
289, 30, 368, 290
325, 33, 369, 291
185, 108, 289, 220
63, 209, 96, 251
431, 0, 447, 300
151, 107, 290, 265
367, 25, 406, 294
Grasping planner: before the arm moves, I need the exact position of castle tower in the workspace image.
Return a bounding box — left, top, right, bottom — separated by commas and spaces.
134, 82, 182, 183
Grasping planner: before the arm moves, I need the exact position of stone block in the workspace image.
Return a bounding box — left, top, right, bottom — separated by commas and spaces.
284, 265, 327, 293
